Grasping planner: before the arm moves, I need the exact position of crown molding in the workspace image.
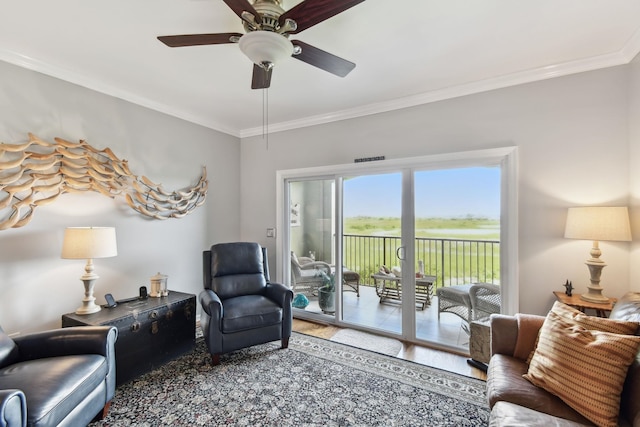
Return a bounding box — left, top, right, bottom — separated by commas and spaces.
0, 48, 241, 138
620, 26, 640, 62
239, 45, 638, 138
2, 31, 639, 142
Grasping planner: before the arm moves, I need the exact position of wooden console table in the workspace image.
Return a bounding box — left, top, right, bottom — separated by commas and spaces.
370, 274, 436, 310
553, 291, 616, 318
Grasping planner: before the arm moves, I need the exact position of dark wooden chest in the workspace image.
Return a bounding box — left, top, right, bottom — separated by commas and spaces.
62, 291, 196, 385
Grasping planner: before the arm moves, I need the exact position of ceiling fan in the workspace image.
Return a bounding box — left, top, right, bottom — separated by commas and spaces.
157, 0, 366, 89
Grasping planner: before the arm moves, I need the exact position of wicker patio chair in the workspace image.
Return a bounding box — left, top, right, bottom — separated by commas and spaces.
469, 283, 501, 320
290, 252, 331, 297
437, 282, 501, 325
437, 284, 474, 324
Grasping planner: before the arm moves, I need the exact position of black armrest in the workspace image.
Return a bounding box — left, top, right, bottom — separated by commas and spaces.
265, 282, 293, 338
264, 282, 293, 308
199, 289, 223, 323
12, 326, 117, 361
0, 389, 27, 427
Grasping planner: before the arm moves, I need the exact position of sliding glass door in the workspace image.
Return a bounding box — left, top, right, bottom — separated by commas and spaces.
287, 178, 335, 316
278, 148, 516, 352
412, 167, 501, 347
341, 172, 403, 334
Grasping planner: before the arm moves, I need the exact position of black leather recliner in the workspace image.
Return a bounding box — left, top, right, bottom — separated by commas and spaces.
200, 242, 293, 365
0, 324, 117, 427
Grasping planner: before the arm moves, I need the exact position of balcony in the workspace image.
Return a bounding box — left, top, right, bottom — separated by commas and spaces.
293, 234, 500, 353
343, 234, 500, 289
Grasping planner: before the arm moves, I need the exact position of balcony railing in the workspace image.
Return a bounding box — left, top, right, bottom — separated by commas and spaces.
343, 234, 500, 289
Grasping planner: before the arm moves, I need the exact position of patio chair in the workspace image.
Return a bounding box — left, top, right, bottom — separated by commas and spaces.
342, 269, 360, 296
437, 283, 501, 325
469, 283, 501, 320
437, 284, 473, 324
290, 252, 331, 297
291, 252, 361, 297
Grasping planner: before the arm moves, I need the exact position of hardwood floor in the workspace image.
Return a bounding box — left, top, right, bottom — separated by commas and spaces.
293, 318, 487, 381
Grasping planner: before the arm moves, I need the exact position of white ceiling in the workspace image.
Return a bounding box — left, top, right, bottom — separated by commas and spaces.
2, 1, 640, 138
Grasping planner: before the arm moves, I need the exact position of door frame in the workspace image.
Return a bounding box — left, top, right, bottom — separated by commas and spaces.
275, 147, 519, 326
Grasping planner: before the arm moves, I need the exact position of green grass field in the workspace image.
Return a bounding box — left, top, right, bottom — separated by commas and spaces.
345, 216, 500, 239
343, 216, 501, 286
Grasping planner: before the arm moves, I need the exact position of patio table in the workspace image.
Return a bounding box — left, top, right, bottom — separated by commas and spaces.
370, 273, 436, 310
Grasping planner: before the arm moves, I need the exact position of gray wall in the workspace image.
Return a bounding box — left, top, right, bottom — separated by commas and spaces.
1, 55, 638, 334
241, 64, 635, 316
630, 54, 640, 291
0, 60, 240, 334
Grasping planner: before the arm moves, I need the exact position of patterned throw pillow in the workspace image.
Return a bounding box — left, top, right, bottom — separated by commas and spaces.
524, 303, 640, 427
524, 302, 639, 364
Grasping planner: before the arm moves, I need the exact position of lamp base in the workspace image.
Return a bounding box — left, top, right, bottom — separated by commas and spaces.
580, 290, 610, 304
75, 274, 102, 315
75, 301, 101, 315
580, 258, 609, 304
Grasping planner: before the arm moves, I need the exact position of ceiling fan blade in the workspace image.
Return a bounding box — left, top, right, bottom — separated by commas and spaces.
157, 33, 242, 47
279, 0, 366, 34
251, 64, 272, 89
223, 0, 260, 21
291, 40, 355, 77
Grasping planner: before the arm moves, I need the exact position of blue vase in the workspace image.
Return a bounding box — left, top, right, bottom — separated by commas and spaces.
292, 293, 309, 309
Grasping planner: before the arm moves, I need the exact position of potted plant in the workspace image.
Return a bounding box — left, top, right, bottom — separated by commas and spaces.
317, 270, 335, 314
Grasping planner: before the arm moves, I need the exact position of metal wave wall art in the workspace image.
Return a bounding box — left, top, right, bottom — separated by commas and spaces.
0, 134, 208, 230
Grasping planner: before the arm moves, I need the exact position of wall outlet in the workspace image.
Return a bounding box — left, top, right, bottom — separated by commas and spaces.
266, 228, 276, 238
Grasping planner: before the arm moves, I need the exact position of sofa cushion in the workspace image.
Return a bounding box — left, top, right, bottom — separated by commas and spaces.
487, 354, 592, 424
609, 293, 640, 426
524, 304, 640, 427
609, 292, 640, 323
490, 401, 591, 427
0, 354, 107, 427
221, 295, 283, 333
210, 242, 266, 298
0, 327, 19, 369
513, 313, 545, 361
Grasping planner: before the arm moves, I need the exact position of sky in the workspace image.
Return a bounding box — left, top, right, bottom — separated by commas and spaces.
343, 167, 500, 219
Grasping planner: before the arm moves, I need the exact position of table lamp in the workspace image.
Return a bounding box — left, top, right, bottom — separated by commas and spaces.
61, 227, 117, 314
564, 207, 631, 303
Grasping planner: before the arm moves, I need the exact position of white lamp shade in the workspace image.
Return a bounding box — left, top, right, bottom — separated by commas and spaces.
564, 207, 632, 242
61, 227, 118, 259
239, 31, 293, 66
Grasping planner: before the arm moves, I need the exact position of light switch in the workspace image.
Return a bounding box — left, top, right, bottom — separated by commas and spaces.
266, 228, 275, 238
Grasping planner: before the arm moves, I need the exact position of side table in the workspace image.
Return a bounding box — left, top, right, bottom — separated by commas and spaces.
553, 291, 616, 317
370, 273, 436, 310
467, 318, 491, 372
62, 290, 196, 385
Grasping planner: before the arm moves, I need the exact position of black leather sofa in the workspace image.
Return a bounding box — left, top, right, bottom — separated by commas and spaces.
0, 325, 118, 427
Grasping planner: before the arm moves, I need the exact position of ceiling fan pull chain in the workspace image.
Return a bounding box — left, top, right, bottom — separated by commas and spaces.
262, 87, 269, 149
266, 88, 269, 149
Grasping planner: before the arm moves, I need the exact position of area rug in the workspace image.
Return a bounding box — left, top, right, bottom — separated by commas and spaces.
329, 328, 403, 357
91, 333, 489, 426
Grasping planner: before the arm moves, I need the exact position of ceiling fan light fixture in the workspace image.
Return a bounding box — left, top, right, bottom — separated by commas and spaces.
239, 31, 293, 68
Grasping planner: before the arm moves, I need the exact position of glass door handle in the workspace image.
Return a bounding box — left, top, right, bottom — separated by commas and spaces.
396, 247, 405, 260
